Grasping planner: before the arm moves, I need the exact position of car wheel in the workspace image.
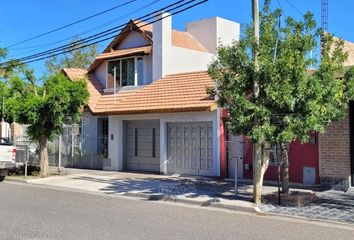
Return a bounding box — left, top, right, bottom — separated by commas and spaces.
0, 176, 5, 182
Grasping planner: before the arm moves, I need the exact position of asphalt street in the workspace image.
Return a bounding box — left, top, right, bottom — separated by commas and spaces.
0, 182, 353, 240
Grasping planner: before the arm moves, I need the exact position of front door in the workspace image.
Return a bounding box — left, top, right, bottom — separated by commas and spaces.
123, 120, 160, 172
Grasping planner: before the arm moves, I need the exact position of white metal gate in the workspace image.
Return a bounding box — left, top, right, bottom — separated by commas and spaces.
167, 122, 213, 176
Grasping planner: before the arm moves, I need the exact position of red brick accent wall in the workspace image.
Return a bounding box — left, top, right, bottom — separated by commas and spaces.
319, 115, 351, 180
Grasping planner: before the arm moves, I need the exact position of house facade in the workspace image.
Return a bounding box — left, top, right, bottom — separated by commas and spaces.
62, 13, 353, 190
63, 13, 240, 177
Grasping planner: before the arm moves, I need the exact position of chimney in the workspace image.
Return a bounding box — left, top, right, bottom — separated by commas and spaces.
152, 12, 172, 81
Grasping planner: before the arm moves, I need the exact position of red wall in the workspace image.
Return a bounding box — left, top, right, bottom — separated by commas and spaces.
243, 133, 319, 184
219, 110, 227, 178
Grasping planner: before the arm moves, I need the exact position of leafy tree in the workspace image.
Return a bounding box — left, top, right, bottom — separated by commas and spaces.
7, 73, 89, 176
45, 38, 99, 73
208, 0, 354, 204
0, 47, 29, 121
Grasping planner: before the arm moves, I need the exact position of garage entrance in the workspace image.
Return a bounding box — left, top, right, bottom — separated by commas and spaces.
167, 122, 214, 176
123, 120, 160, 172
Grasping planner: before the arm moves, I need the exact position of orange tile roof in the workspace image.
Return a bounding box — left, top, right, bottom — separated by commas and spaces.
63, 68, 216, 115
93, 71, 216, 115
95, 46, 152, 60
171, 30, 207, 52
62, 68, 104, 112
62, 68, 87, 79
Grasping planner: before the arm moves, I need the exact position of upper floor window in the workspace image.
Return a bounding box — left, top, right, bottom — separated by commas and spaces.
107, 57, 144, 89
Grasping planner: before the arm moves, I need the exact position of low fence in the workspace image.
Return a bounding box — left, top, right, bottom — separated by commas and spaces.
14, 125, 107, 170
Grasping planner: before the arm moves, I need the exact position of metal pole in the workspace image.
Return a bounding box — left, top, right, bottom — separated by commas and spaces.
113, 66, 117, 104
58, 134, 62, 172
24, 145, 28, 178
277, 163, 281, 205
235, 156, 238, 198
25, 161, 28, 178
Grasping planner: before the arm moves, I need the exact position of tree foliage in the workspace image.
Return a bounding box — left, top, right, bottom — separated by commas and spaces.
8, 73, 89, 141
7, 73, 89, 176
208, 0, 354, 197
209, 1, 353, 146
45, 38, 99, 73
0, 46, 33, 121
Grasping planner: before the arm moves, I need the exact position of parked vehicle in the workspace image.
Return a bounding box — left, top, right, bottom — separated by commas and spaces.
0, 138, 16, 182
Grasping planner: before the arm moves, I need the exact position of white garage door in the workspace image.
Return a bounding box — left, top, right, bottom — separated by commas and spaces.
167, 122, 214, 176
124, 120, 160, 172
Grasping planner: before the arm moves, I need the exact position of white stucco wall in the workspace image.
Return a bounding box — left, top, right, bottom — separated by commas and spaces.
94, 62, 107, 88
164, 46, 214, 75
152, 14, 240, 81
152, 12, 172, 81
186, 17, 240, 54
116, 31, 149, 49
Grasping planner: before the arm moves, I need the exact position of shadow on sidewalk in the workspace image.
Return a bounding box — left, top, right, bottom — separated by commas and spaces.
72, 175, 254, 202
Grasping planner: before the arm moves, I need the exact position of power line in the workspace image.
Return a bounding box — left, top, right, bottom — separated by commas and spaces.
5, 0, 139, 49
285, 0, 304, 16
4, 0, 191, 64
6, 0, 191, 63
1, 0, 208, 69
7, 0, 162, 58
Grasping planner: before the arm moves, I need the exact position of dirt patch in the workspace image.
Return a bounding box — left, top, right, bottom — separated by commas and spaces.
264, 191, 317, 206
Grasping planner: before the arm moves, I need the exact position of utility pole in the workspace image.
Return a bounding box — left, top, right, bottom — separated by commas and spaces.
251, 0, 263, 205
252, 0, 260, 80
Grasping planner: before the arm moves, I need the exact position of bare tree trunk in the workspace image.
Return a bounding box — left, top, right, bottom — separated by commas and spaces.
253, 142, 270, 204
38, 136, 49, 177
281, 146, 289, 194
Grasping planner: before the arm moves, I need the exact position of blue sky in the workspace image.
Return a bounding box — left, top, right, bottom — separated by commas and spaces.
1, 0, 353, 78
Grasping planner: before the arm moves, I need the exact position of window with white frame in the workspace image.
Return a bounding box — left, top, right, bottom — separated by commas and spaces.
106, 56, 144, 88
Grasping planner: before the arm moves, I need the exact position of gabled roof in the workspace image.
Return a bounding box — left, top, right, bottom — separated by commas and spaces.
62, 68, 216, 115
87, 20, 207, 73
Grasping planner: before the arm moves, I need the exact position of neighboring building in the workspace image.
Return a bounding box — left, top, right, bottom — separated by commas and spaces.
317, 38, 354, 190
63, 13, 240, 177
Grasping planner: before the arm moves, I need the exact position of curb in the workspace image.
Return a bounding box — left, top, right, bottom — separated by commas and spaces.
4, 177, 31, 184
122, 192, 258, 213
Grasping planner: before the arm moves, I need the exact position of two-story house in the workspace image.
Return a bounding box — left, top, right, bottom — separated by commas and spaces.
62, 13, 240, 177
62, 13, 353, 190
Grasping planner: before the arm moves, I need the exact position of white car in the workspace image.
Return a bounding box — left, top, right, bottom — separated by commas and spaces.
0, 138, 16, 182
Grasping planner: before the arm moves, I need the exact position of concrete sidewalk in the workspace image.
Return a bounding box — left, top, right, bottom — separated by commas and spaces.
8, 168, 354, 225
23, 168, 269, 212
